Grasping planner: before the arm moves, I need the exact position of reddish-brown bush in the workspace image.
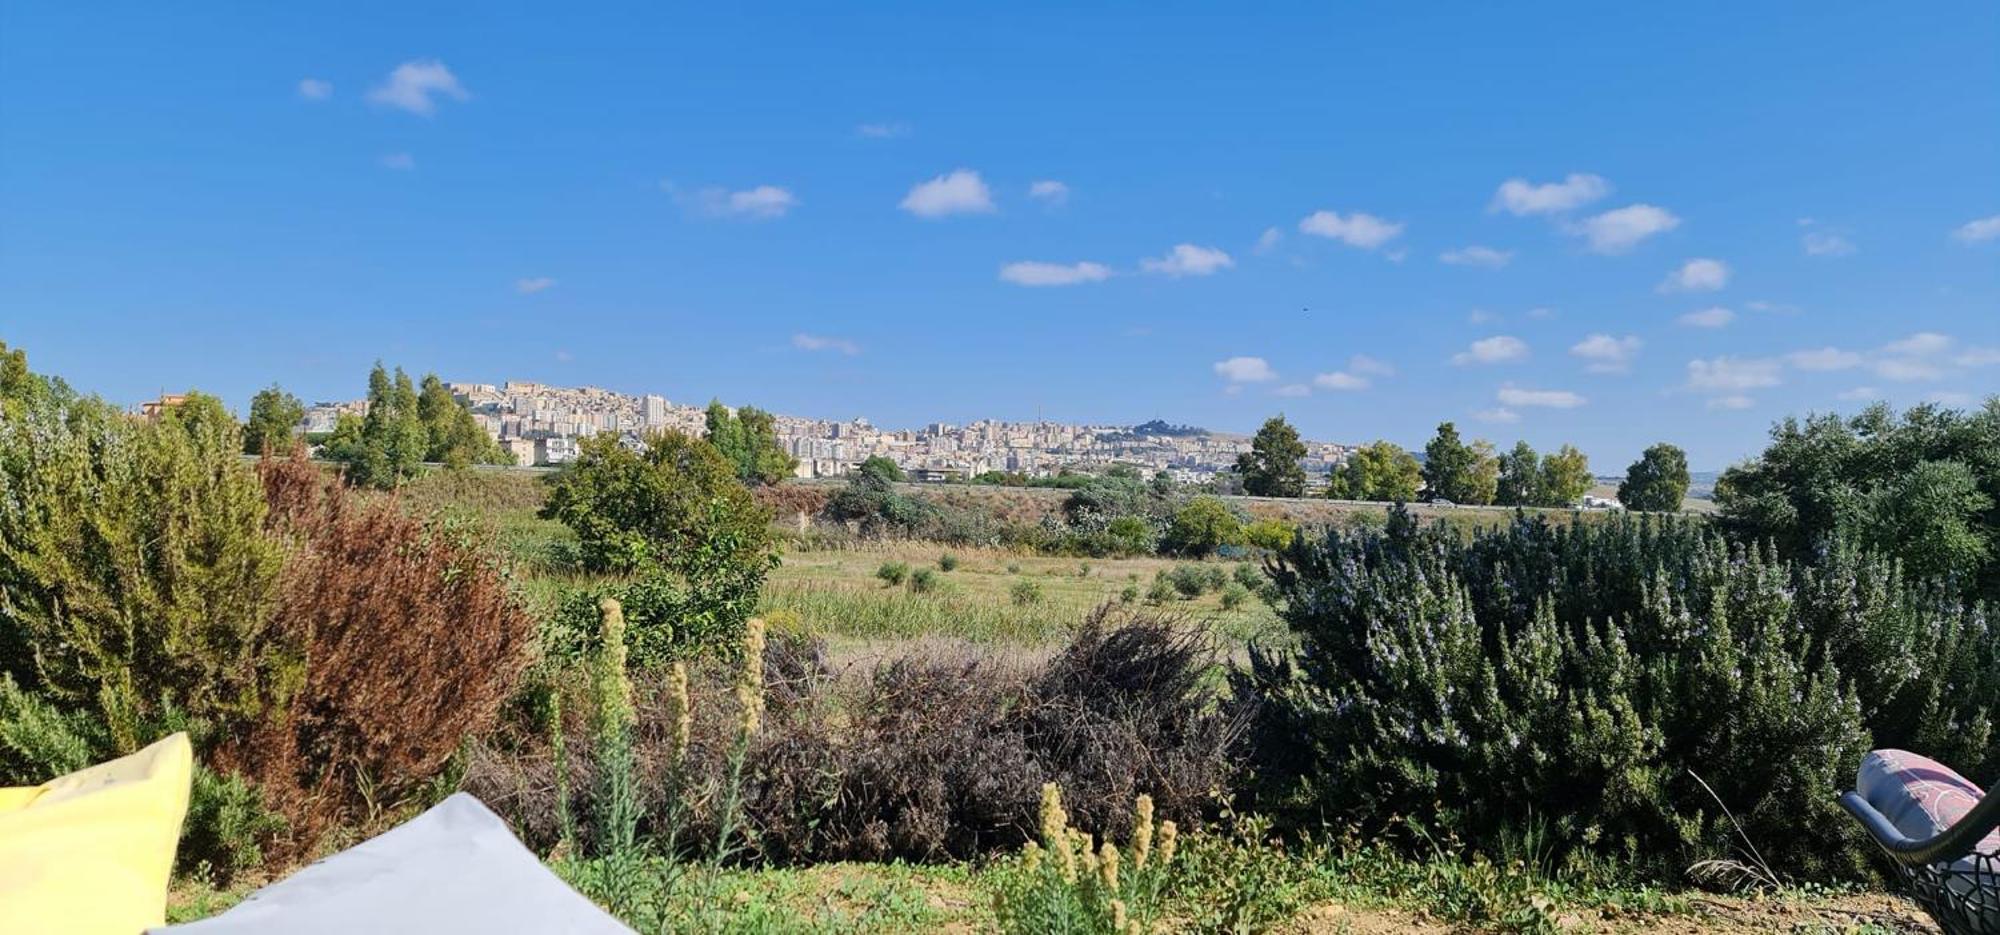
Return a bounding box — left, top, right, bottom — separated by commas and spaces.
229, 452, 535, 854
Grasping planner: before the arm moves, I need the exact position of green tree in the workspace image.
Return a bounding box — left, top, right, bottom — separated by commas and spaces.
325, 363, 427, 489
1421, 422, 1498, 504
1537, 444, 1592, 507
1164, 496, 1242, 556
1716, 401, 2000, 599
416, 375, 510, 468
1330, 440, 1423, 502
856, 455, 904, 484
1235, 415, 1308, 498
1494, 441, 1541, 506
1619, 442, 1690, 512
243, 384, 305, 455
540, 431, 778, 664
705, 400, 798, 486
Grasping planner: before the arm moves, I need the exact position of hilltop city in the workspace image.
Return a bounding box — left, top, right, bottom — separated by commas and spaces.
296, 380, 1353, 483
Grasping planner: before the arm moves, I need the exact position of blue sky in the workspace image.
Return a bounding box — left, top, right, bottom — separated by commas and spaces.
2, 3, 1996, 470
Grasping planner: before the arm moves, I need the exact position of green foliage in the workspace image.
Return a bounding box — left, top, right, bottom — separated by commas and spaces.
1242, 508, 1999, 883
938, 552, 960, 572
704, 401, 798, 486
1104, 516, 1156, 556
1235, 415, 1308, 498
323, 363, 428, 489
1010, 579, 1045, 606
1167, 565, 1207, 599
857, 455, 904, 483
416, 374, 511, 468
1619, 442, 1690, 513
1219, 582, 1249, 610
242, 383, 304, 455
1421, 422, 1499, 505
540, 432, 777, 665
1145, 577, 1176, 604
0, 390, 295, 751
876, 561, 911, 586
1538, 444, 1592, 507
908, 567, 941, 594
1164, 496, 1242, 557
1717, 402, 2000, 600
1241, 518, 1296, 552
990, 787, 1179, 935
1232, 562, 1263, 591
1329, 439, 1424, 502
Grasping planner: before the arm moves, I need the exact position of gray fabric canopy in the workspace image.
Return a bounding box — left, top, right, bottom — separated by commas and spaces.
155, 793, 633, 934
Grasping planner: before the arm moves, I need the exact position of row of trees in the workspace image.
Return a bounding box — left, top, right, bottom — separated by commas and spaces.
1236, 414, 1690, 511
247, 365, 514, 488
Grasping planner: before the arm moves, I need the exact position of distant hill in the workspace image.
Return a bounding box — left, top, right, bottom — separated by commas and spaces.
1126, 419, 1208, 438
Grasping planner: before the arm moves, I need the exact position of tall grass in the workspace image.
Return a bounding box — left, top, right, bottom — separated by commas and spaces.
761, 579, 1079, 644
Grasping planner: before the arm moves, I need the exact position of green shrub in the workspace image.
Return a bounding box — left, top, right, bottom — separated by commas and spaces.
1164, 497, 1243, 557
938, 553, 960, 572
1241, 507, 1998, 883
1168, 565, 1207, 599
1241, 518, 1298, 552
1007, 562, 1023, 574
1011, 580, 1045, 606
1104, 515, 1157, 556
876, 561, 911, 586
1146, 577, 1177, 605
1231, 562, 1263, 591
540, 432, 777, 665
1219, 583, 1249, 610
1120, 585, 1140, 604
909, 567, 941, 594
1200, 565, 1228, 593
992, 787, 1179, 935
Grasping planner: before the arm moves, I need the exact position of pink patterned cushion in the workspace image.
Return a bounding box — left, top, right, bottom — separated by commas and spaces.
1859, 749, 2000, 854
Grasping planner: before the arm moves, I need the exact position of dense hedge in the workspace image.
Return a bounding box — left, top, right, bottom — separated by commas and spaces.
1238, 508, 1997, 883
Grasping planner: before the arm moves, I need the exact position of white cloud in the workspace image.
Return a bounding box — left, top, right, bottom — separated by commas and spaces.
1884, 332, 1953, 356
793, 333, 861, 355
687, 185, 797, 220
515, 277, 556, 294
1677, 306, 1735, 329
379, 152, 415, 171
1658, 258, 1730, 293
1467, 308, 1499, 325
855, 122, 911, 139
1490, 173, 1610, 216
1313, 371, 1369, 391
1837, 387, 1879, 401
1570, 204, 1680, 254
1569, 334, 1642, 373
998, 261, 1111, 287
367, 59, 469, 116
1785, 347, 1863, 371
1686, 356, 1782, 393
1439, 245, 1514, 269
1214, 356, 1277, 383
1274, 383, 1312, 398
297, 78, 332, 100
1347, 354, 1396, 377
1874, 358, 1946, 382
1297, 210, 1404, 249
1474, 407, 1521, 424
1497, 385, 1586, 409
1027, 180, 1069, 205
1140, 243, 1234, 278
1802, 230, 1856, 257
1707, 395, 1755, 411
1452, 335, 1529, 366
1929, 390, 1976, 407
1255, 227, 1283, 254
1952, 215, 2000, 243
1958, 347, 2000, 367
900, 169, 995, 218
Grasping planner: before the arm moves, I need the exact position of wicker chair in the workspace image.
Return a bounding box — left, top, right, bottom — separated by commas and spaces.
1840, 750, 2000, 935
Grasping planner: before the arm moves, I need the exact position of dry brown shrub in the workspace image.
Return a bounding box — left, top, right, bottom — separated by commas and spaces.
228, 451, 535, 855
464, 606, 1243, 864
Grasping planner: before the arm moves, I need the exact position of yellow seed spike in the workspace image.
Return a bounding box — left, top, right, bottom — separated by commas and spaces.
1099, 840, 1120, 891
1132, 794, 1155, 870
1157, 820, 1177, 866
1111, 899, 1128, 932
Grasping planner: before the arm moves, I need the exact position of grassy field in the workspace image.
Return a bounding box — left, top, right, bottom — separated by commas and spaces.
274, 468, 1936, 934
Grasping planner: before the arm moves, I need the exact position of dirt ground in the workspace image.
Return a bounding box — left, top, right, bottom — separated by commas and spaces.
1280, 891, 1938, 934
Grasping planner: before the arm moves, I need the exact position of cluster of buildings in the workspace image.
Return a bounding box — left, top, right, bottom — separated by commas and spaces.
297, 380, 1353, 482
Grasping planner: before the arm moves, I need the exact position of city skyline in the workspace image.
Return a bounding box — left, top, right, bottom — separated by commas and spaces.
4, 4, 1998, 472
